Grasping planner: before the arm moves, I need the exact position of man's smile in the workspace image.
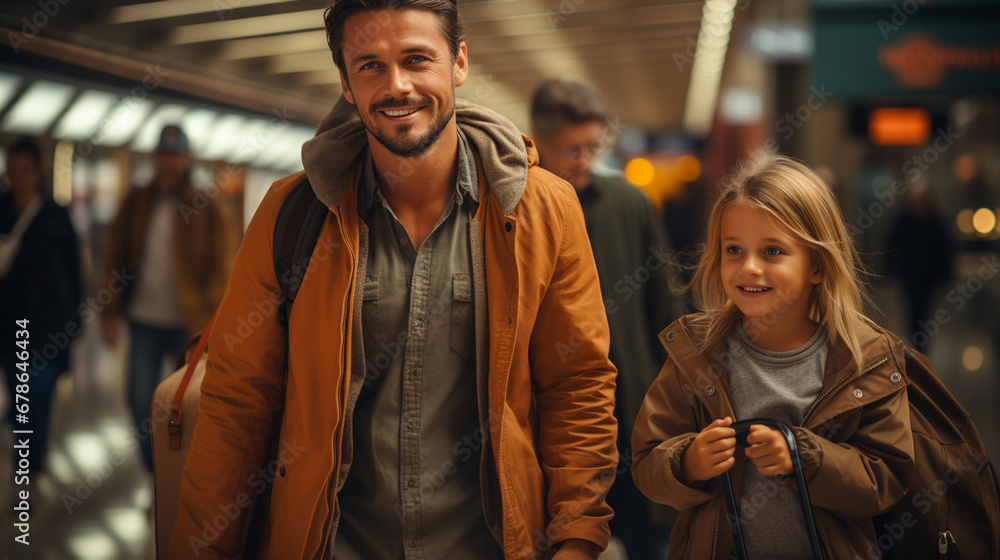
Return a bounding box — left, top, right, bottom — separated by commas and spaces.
380, 106, 423, 118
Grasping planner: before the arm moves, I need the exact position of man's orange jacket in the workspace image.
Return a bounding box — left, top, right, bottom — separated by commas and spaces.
168, 98, 618, 559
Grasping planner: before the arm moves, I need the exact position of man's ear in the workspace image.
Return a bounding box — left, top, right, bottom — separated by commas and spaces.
453, 42, 469, 88
339, 70, 355, 104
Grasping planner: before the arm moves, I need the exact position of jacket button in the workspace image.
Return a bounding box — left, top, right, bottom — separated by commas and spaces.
890, 372, 902, 383
854, 389, 864, 398
279, 466, 286, 477
666, 331, 676, 341
504, 222, 512, 232
705, 385, 715, 396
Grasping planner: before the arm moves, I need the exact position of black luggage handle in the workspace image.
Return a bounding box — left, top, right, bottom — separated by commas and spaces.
721, 418, 825, 560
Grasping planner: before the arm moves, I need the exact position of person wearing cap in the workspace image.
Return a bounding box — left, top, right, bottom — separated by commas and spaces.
100, 124, 233, 470
531, 79, 686, 559
1, 137, 81, 478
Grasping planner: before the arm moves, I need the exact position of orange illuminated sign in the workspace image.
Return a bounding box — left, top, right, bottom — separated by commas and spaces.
879, 33, 1000, 88
869, 108, 931, 146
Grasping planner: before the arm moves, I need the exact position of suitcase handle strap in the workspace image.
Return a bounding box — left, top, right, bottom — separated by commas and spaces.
721, 418, 825, 560
168, 310, 218, 450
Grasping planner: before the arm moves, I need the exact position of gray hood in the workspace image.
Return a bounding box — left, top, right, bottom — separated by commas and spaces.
301, 96, 528, 215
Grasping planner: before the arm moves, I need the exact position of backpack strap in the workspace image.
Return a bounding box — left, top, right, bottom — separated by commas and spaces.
273, 177, 328, 328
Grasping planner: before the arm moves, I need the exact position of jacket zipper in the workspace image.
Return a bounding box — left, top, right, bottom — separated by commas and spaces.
800, 352, 890, 426
712, 498, 720, 559
784, 351, 891, 560
313, 205, 356, 560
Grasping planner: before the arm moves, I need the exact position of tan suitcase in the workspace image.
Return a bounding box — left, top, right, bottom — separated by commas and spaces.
150, 314, 279, 559
151, 176, 322, 557
150, 317, 213, 560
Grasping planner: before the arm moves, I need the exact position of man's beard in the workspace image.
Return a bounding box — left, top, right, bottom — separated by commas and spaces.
362, 89, 455, 158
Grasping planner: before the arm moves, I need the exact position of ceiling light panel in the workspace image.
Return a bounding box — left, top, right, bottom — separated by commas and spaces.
200, 114, 247, 161
0, 71, 24, 112
2, 80, 76, 135
54, 90, 120, 140
683, 0, 738, 137
181, 109, 219, 154
95, 97, 155, 146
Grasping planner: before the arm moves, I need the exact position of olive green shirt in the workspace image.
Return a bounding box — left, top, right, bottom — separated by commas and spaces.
334, 132, 502, 560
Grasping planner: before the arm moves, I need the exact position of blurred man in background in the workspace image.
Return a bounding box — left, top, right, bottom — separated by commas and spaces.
532, 79, 685, 559
885, 179, 952, 348
0, 137, 81, 480
100, 125, 232, 471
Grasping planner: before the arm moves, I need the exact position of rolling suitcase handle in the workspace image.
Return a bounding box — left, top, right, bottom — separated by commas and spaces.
721, 418, 824, 560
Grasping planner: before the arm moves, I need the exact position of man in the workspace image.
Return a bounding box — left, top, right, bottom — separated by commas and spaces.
531, 80, 685, 559
169, 2, 617, 560
885, 179, 951, 348
101, 125, 232, 470
0, 137, 80, 477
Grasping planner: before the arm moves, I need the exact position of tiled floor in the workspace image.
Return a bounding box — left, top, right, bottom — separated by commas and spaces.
0, 325, 154, 560
1, 251, 998, 560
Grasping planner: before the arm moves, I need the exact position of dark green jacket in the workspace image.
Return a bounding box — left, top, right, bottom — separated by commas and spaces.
577, 174, 686, 439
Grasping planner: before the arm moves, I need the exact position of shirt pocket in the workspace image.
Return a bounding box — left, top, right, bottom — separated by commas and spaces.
450, 272, 474, 359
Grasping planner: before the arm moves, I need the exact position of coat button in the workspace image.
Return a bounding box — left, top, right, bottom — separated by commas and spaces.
890, 372, 902, 383
505, 222, 512, 232
666, 331, 676, 341
279, 466, 286, 477
705, 385, 716, 396
854, 389, 864, 398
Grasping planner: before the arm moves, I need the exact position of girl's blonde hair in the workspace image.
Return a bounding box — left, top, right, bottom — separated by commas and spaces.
690, 155, 869, 370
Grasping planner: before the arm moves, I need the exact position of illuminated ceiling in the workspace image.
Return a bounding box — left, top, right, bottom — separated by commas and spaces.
0, 0, 741, 145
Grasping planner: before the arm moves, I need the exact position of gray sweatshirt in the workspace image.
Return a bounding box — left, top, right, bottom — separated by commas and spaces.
726, 322, 827, 560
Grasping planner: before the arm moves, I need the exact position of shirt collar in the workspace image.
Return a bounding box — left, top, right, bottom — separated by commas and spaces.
361, 127, 479, 212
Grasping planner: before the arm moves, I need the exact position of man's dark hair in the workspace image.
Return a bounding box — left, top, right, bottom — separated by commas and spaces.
7, 137, 43, 168
530, 79, 609, 140
325, 0, 465, 81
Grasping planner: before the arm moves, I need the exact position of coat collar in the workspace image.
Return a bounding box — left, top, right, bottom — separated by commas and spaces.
659, 313, 903, 420
662, 314, 898, 377
301, 96, 531, 216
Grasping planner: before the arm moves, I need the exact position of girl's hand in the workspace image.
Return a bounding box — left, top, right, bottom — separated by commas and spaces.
680, 417, 737, 484
745, 425, 793, 476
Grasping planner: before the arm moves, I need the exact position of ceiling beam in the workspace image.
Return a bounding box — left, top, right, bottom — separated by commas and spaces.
0, 28, 331, 124
112, 0, 298, 24
218, 30, 328, 60
172, 9, 325, 44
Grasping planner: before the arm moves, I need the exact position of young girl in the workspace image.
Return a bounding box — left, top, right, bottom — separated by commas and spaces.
631, 156, 914, 559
